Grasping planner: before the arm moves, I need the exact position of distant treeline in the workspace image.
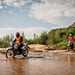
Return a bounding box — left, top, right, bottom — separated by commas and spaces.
28, 27, 75, 49
0, 27, 75, 49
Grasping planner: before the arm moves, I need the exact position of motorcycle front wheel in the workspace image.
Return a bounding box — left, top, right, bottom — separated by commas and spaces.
22, 49, 29, 57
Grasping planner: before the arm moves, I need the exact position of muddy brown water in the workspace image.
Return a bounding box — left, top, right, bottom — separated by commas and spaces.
0, 51, 75, 75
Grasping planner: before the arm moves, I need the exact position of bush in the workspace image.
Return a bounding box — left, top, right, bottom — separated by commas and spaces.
56, 39, 68, 49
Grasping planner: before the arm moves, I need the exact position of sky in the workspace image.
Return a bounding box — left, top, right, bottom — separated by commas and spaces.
0, 0, 75, 38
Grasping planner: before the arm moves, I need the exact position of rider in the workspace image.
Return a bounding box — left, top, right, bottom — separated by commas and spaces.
12, 32, 23, 51
67, 33, 74, 49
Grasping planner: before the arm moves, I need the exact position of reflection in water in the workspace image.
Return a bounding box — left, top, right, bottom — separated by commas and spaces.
6, 59, 29, 75
66, 54, 75, 64
0, 52, 75, 75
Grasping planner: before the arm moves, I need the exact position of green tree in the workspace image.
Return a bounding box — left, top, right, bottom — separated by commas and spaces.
39, 32, 48, 44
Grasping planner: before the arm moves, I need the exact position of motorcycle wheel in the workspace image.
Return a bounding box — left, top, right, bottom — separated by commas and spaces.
22, 49, 28, 57
6, 49, 15, 58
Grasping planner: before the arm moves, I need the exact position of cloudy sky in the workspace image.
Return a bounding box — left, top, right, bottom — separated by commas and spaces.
0, 0, 75, 38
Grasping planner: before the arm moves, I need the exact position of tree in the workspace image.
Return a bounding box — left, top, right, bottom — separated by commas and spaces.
39, 32, 48, 44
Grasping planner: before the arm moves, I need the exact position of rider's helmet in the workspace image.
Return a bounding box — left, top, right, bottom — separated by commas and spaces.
16, 32, 20, 38
69, 33, 73, 36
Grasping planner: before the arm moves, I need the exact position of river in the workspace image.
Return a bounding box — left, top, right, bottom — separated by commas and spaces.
0, 51, 75, 75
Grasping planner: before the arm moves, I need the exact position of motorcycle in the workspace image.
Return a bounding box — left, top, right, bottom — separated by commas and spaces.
6, 42, 29, 58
